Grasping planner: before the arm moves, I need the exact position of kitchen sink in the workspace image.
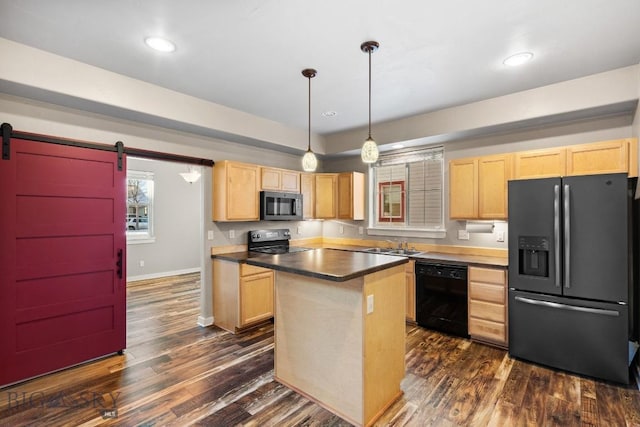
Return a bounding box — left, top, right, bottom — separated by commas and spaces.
386, 249, 424, 256
361, 247, 423, 256
362, 247, 391, 254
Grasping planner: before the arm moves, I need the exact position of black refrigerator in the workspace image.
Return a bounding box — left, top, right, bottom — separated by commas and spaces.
508, 173, 638, 384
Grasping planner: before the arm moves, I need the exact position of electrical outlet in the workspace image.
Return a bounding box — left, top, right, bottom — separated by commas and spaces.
358, 226, 364, 235
139, 260, 144, 267
366, 294, 374, 314
207, 230, 214, 240
496, 231, 505, 242
229, 230, 235, 239
458, 230, 470, 240
339, 225, 344, 234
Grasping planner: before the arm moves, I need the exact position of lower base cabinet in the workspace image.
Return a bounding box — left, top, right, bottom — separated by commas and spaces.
406, 260, 416, 322
213, 259, 274, 333
468, 266, 508, 348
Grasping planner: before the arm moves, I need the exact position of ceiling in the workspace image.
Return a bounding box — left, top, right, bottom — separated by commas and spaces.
1, 0, 639, 150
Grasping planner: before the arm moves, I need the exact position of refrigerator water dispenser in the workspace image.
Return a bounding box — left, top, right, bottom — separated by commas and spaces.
518, 236, 549, 277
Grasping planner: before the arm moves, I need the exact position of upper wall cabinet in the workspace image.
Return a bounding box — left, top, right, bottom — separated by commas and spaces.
337, 172, 365, 221
449, 154, 511, 220
478, 154, 511, 219
513, 138, 638, 180
314, 173, 337, 219
261, 167, 301, 192
566, 139, 632, 177
449, 158, 478, 219
300, 173, 315, 219
514, 147, 566, 179
213, 161, 260, 221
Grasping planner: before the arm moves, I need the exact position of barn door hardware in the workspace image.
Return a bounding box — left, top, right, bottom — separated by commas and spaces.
1, 122, 11, 160
115, 141, 124, 171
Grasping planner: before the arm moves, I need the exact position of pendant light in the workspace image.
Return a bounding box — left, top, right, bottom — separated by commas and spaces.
301, 68, 318, 172
360, 41, 379, 164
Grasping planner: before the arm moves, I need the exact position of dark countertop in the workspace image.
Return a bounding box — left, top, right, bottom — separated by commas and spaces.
313, 244, 509, 268
211, 244, 508, 269
214, 248, 408, 282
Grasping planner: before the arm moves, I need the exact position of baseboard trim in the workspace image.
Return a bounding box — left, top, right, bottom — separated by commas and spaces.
198, 316, 214, 327
127, 267, 201, 283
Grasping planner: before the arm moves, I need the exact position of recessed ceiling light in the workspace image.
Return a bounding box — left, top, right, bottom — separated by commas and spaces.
392, 143, 404, 149
144, 36, 176, 53
503, 52, 533, 67
321, 111, 337, 118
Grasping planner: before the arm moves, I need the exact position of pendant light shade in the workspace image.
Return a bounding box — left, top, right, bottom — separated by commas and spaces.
361, 41, 379, 164
301, 68, 318, 172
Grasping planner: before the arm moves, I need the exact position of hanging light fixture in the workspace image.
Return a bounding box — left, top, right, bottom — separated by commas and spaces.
179, 166, 201, 184
360, 40, 379, 164
301, 68, 318, 172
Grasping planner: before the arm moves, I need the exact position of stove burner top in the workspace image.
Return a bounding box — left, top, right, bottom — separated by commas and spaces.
247, 228, 313, 255
251, 246, 312, 255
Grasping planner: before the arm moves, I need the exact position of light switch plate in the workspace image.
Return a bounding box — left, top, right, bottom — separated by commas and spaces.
207, 230, 214, 240
496, 231, 505, 242
297, 226, 302, 234
229, 230, 235, 239
358, 226, 364, 235
339, 225, 344, 234
458, 230, 470, 240
366, 294, 374, 314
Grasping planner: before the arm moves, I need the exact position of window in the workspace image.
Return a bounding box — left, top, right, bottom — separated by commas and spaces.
127, 170, 154, 242
370, 147, 444, 237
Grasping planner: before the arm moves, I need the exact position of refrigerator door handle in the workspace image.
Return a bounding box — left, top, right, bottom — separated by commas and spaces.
563, 184, 571, 288
554, 184, 561, 287
514, 296, 619, 317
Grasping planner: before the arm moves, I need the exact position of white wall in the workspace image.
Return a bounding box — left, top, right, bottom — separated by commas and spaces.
126, 157, 201, 281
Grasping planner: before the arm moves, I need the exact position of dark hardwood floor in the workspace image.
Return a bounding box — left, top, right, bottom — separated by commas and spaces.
1, 272, 639, 426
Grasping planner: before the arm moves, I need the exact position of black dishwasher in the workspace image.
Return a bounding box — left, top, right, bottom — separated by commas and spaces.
415, 262, 468, 338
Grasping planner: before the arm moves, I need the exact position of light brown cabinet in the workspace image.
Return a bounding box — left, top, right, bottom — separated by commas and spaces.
337, 172, 365, 220
514, 147, 566, 179
213, 259, 274, 333
468, 266, 508, 348
566, 139, 630, 176
314, 173, 337, 219
449, 158, 477, 219
449, 154, 511, 220
314, 172, 365, 220
513, 138, 638, 180
300, 173, 315, 219
405, 260, 416, 322
261, 167, 301, 192
213, 160, 260, 221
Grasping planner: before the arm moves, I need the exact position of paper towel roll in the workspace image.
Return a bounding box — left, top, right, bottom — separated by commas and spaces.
466, 221, 495, 233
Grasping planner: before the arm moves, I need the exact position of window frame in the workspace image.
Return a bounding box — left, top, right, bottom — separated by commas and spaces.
126, 170, 155, 244
367, 146, 446, 239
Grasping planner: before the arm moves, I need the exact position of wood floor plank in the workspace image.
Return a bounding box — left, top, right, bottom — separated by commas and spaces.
2, 272, 639, 427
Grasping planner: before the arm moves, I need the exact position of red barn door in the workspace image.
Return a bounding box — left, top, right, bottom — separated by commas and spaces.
0, 134, 126, 386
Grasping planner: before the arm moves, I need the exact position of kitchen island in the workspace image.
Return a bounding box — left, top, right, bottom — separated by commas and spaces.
245, 248, 408, 427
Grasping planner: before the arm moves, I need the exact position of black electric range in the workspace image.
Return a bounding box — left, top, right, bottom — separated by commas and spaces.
247, 229, 312, 254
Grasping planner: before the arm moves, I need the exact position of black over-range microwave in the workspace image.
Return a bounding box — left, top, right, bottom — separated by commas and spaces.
260, 191, 303, 221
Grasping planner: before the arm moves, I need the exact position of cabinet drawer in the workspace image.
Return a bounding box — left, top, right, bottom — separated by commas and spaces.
469, 266, 506, 285
469, 318, 506, 344
241, 263, 271, 276
469, 300, 505, 323
469, 281, 504, 304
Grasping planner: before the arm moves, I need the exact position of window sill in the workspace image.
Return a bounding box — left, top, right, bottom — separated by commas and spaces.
366, 227, 446, 239
127, 236, 156, 245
